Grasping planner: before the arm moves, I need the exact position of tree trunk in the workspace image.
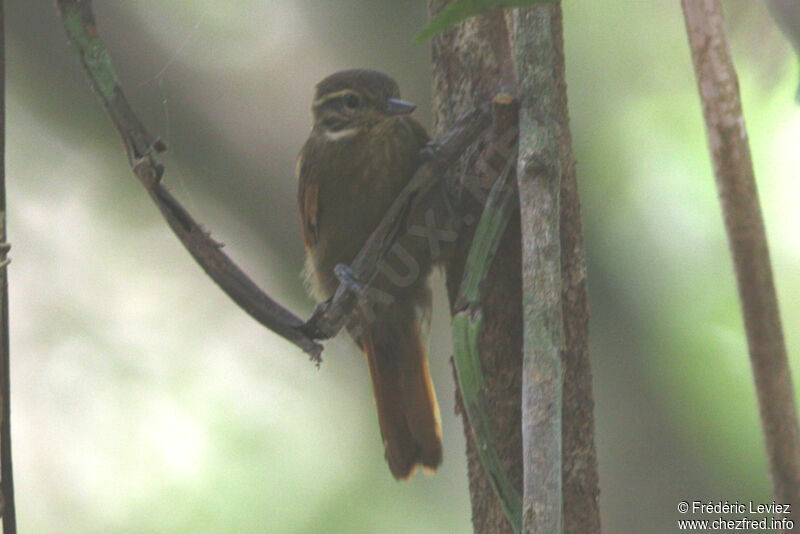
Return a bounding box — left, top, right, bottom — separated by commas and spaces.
428, 3, 600, 532
428, 5, 521, 533
543, 5, 602, 533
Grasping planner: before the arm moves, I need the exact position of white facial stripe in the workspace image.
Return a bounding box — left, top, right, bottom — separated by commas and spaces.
312, 89, 357, 109
324, 128, 360, 141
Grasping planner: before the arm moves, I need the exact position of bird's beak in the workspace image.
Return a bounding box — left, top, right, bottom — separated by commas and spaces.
385, 98, 417, 115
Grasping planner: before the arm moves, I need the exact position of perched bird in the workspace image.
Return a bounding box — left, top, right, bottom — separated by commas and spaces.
296, 69, 442, 479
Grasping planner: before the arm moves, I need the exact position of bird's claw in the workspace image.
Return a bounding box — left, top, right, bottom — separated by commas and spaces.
421, 142, 446, 165
334, 264, 363, 294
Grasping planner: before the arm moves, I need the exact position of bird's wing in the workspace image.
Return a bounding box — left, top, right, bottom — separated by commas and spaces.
296, 151, 320, 249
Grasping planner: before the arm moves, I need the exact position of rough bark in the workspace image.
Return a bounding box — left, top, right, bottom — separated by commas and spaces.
428, 4, 522, 533
548, 5, 601, 533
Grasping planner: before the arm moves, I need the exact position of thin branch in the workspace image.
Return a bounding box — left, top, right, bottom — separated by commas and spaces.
56, 0, 322, 359
0, 0, 16, 529
513, 5, 564, 533
56, 0, 490, 364
682, 0, 800, 509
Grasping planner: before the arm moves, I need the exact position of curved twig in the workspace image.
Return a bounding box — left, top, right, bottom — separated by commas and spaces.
56, 0, 490, 363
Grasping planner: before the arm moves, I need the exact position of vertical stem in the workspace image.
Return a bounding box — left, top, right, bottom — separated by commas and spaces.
0, 0, 16, 530
513, 5, 563, 533
682, 0, 800, 511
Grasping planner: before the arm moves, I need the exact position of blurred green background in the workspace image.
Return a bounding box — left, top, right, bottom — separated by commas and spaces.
6, 1, 799, 532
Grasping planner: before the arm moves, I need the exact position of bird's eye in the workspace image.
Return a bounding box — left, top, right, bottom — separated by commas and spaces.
344, 93, 360, 109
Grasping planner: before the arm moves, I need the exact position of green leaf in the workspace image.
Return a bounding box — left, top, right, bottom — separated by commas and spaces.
415, 0, 555, 43
451, 154, 521, 533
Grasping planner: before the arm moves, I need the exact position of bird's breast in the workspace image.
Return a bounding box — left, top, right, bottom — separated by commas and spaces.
303, 118, 424, 299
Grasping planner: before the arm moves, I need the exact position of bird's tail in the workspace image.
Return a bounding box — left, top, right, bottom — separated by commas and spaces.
356, 305, 442, 479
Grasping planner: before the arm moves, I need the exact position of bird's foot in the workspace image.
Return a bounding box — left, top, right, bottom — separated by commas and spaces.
421, 141, 447, 165
334, 264, 363, 294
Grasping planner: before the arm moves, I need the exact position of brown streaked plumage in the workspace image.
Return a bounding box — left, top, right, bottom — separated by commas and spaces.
296, 69, 441, 479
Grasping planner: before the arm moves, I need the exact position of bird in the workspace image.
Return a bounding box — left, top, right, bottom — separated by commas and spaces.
296, 69, 442, 479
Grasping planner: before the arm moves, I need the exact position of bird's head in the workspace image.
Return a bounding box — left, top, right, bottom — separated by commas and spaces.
311, 69, 416, 138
